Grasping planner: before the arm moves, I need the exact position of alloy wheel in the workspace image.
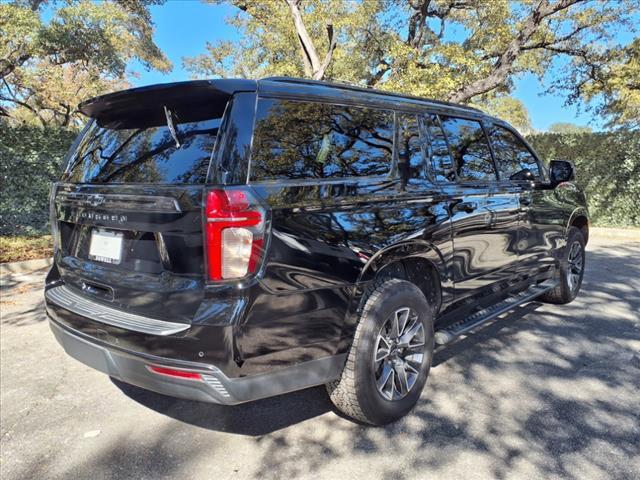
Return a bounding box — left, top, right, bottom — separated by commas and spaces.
567, 240, 584, 292
373, 307, 426, 401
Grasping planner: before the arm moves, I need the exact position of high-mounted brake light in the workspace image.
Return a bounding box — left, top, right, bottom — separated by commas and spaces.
204, 188, 266, 281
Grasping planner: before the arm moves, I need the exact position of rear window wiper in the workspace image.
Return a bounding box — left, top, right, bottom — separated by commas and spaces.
163, 106, 181, 148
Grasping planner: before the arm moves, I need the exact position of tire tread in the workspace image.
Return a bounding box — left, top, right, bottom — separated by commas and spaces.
539, 227, 585, 305
327, 278, 411, 424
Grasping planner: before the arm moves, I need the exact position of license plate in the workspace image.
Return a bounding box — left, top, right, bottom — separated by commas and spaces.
89, 230, 123, 264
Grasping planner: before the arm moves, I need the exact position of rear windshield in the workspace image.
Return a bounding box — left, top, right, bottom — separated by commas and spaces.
63, 112, 223, 184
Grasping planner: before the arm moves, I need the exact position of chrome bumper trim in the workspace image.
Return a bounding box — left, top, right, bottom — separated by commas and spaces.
45, 285, 190, 336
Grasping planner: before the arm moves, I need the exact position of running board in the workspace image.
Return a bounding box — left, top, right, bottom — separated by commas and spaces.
434, 280, 557, 346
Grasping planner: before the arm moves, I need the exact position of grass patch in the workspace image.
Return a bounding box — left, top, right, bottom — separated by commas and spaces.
0, 235, 53, 263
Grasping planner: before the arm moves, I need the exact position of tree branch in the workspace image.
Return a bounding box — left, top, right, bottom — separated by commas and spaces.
367, 60, 390, 87
284, 0, 336, 80
0, 53, 32, 82
319, 24, 337, 77
0, 93, 48, 126
521, 23, 592, 52
448, 0, 585, 103
407, 0, 433, 48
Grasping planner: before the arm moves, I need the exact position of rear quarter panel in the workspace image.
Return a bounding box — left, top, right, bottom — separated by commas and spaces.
236, 178, 452, 371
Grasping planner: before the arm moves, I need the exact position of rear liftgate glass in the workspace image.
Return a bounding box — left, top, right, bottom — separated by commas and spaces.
52, 83, 235, 323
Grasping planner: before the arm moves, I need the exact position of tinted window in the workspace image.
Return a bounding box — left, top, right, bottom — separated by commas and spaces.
439, 116, 496, 181
425, 114, 455, 182
487, 125, 541, 180
64, 117, 220, 184
251, 99, 393, 180
397, 113, 425, 185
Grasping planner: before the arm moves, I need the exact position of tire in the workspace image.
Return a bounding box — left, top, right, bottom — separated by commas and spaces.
540, 226, 586, 304
326, 278, 435, 425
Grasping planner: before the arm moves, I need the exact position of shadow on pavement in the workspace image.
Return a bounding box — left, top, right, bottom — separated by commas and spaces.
112, 378, 334, 436
5, 242, 640, 479
112, 301, 543, 436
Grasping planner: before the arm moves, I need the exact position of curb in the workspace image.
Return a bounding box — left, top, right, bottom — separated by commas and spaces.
590, 228, 640, 241
0, 257, 53, 276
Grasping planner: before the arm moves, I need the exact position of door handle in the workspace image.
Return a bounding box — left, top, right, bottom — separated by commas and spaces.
455, 201, 478, 213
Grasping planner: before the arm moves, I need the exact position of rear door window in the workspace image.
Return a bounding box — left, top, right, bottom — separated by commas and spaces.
438, 116, 497, 182
64, 115, 221, 184
250, 99, 393, 180
487, 124, 542, 180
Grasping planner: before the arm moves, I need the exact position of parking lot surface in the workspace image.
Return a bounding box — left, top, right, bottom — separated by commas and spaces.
1, 238, 639, 480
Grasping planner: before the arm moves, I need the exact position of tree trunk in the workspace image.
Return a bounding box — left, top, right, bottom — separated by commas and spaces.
284, 0, 336, 80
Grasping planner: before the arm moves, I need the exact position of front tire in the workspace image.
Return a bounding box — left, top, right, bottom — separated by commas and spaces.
327, 278, 434, 425
540, 226, 586, 304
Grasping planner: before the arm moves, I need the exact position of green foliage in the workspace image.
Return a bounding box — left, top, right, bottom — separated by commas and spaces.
548, 123, 593, 134
186, 0, 639, 128
581, 38, 640, 130
0, 123, 75, 235
473, 96, 533, 135
528, 131, 640, 227
0, 0, 171, 127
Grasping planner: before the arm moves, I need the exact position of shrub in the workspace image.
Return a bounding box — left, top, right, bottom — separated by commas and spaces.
527, 130, 640, 227
0, 124, 76, 235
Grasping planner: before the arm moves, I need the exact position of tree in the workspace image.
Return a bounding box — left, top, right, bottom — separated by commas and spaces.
185, 0, 638, 127
548, 122, 592, 134
473, 96, 533, 134
580, 38, 640, 129
0, 0, 171, 127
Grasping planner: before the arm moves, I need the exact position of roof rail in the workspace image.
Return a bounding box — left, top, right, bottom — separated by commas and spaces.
261, 76, 484, 113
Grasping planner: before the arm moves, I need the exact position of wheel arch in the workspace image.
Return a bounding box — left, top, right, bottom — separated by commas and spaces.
568, 208, 590, 244
338, 241, 450, 353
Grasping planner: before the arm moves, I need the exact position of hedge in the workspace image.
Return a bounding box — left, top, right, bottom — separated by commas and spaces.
0, 124, 76, 235
527, 131, 639, 227
0, 124, 638, 236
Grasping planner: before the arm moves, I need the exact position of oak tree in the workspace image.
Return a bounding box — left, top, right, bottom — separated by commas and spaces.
0, 0, 171, 127
185, 0, 638, 129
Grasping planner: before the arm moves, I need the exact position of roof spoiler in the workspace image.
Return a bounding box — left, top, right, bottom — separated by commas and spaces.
78, 79, 256, 127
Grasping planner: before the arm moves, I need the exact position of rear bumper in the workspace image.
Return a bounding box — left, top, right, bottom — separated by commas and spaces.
48, 318, 346, 405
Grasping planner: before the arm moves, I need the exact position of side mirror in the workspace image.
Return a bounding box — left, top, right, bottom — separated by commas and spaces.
549, 160, 575, 185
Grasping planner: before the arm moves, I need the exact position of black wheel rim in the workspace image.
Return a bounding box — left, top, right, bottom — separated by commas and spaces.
373, 307, 425, 401
567, 240, 584, 292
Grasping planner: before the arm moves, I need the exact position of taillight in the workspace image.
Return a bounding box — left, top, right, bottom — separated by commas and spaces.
204, 188, 266, 281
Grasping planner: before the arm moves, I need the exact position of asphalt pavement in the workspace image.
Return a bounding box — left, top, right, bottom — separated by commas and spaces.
1, 237, 639, 480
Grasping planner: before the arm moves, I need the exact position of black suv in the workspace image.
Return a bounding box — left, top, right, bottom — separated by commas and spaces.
45, 77, 589, 425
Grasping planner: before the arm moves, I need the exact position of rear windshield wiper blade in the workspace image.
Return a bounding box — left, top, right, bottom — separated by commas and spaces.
163, 106, 181, 148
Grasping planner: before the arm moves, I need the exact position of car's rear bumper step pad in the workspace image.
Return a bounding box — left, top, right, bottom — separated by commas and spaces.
45, 285, 190, 336
434, 280, 557, 345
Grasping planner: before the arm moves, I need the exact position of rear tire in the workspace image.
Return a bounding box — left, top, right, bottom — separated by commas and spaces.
540, 226, 586, 304
326, 278, 434, 425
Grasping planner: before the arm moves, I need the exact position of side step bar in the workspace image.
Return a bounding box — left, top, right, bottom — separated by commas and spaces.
434, 280, 557, 345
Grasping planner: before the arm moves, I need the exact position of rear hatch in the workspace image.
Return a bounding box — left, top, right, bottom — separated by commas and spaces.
51, 81, 234, 324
